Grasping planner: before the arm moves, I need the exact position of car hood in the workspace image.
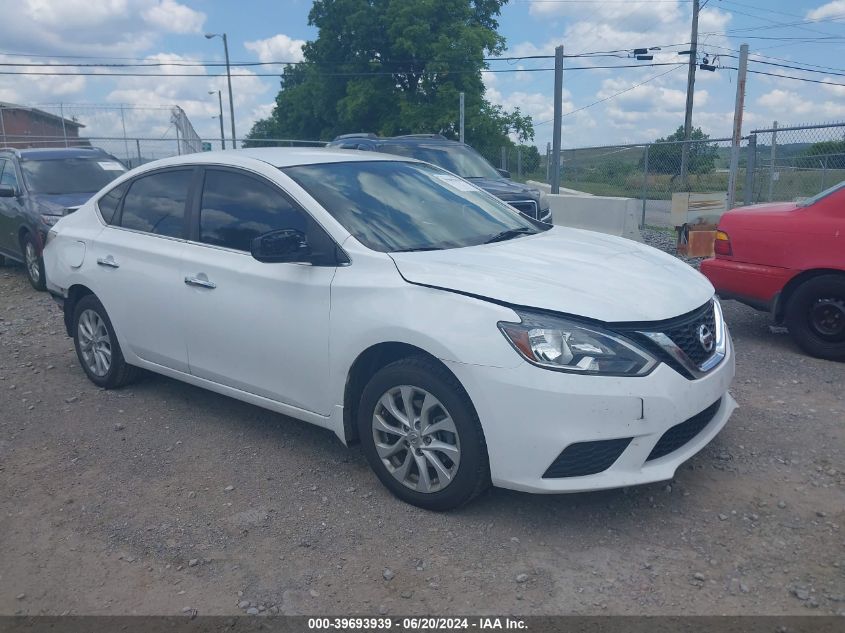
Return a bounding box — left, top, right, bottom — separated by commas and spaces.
29, 192, 96, 213
466, 177, 540, 201
389, 226, 714, 323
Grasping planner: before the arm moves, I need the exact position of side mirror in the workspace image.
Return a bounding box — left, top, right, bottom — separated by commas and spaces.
250, 229, 312, 263
0, 185, 17, 198
496, 168, 511, 179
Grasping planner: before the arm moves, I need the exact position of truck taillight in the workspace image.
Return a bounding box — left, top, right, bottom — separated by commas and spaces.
714, 230, 732, 256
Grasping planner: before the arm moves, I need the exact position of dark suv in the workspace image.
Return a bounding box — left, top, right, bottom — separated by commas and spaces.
0, 147, 126, 289
326, 134, 552, 223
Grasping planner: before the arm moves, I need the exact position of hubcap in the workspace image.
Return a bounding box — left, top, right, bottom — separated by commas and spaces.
809, 297, 845, 340
25, 241, 40, 284
371, 385, 460, 494
77, 309, 112, 377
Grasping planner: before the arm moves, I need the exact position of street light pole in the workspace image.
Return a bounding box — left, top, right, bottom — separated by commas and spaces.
206, 32, 237, 148
209, 90, 225, 149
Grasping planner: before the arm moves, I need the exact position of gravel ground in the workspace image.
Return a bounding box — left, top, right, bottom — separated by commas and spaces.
1, 243, 843, 616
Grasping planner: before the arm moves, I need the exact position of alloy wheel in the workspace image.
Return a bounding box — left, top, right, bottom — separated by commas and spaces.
24, 241, 40, 285
78, 309, 112, 377
371, 385, 461, 493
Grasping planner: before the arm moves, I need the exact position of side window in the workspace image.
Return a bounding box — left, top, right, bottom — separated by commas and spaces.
199, 169, 309, 251
97, 181, 129, 225
120, 170, 192, 238
0, 160, 18, 189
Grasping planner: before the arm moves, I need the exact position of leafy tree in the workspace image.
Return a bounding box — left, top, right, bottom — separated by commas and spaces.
640, 126, 718, 175
796, 140, 845, 169
244, 0, 532, 153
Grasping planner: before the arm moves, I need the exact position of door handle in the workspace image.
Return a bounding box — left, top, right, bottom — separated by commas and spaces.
96, 256, 119, 268
184, 275, 217, 289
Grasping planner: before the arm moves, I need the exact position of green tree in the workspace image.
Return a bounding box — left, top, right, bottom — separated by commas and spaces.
244, 0, 532, 152
641, 126, 718, 175
796, 140, 845, 169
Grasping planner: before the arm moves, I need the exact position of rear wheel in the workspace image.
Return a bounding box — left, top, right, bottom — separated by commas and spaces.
785, 274, 845, 361
72, 294, 140, 388
357, 356, 489, 511
22, 233, 46, 291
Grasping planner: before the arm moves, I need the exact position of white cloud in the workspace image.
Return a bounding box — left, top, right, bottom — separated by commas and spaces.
806, 1, 845, 20
244, 34, 306, 63
0, 0, 203, 56
143, 0, 206, 34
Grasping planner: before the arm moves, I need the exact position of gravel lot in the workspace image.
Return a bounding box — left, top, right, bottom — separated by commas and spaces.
1, 245, 843, 616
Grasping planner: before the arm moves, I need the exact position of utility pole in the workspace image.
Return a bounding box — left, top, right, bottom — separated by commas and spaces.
206, 33, 237, 148
551, 44, 564, 194
680, 0, 700, 186
727, 43, 748, 210
210, 90, 226, 149
459, 92, 465, 143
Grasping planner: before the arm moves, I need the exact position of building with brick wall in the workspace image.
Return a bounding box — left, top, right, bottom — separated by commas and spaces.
0, 102, 87, 148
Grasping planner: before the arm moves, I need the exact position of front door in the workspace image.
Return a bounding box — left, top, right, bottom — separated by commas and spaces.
180, 167, 336, 415
0, 159, 24, 256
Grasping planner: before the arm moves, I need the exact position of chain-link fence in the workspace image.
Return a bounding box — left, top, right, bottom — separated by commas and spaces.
746, 122, 845, 204
519, 121, 845, 227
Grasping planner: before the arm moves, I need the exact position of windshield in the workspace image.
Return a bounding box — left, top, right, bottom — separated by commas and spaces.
283, 161, 547, 252
375, 143, 502, 180
20, 157, 126, 195
797, 180, 845, 207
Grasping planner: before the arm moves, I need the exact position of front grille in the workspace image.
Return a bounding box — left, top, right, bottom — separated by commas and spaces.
625, 301, 719, 380
508, 199, 539, 219
663, 302, 717, 367
646, 398, 722, 461
542, 437, 632, 478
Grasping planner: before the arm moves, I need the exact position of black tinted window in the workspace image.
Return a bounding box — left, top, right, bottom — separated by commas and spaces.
121, 170, 192, 238
98, 181, 129, 225
0, 160, 18, 188
20, 157, 126, 194
200, 169, 308, 251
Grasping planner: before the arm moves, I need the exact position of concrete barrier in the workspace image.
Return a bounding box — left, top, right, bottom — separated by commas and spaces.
527, 180, 643, 242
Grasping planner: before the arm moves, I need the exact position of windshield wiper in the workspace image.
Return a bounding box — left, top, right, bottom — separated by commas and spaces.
393, 246, 444, 253
483, 227, 536, 244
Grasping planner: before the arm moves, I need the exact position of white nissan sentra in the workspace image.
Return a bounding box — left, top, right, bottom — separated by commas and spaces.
44, 148, 736, 510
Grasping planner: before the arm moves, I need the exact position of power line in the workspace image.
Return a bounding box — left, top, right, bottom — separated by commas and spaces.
720, 65, 845, 87
534, 65, 683, 125
0, 62, 690, 79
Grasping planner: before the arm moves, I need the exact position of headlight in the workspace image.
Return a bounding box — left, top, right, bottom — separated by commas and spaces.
40, 214, 62, 226
499, 310, 656, 376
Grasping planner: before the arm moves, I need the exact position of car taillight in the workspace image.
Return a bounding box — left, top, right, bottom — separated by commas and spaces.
714, 230, 732, 256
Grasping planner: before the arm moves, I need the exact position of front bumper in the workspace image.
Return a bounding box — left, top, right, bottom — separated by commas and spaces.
446, 331, 736, 493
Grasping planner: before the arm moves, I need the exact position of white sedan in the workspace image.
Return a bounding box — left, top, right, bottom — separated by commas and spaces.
43, 148, 736, 510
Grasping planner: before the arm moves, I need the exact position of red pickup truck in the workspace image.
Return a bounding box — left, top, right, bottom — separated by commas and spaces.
700, 181, 844, 361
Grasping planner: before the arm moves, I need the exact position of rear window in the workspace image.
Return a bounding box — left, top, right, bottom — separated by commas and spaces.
119, 170, 192, 238
20, 157, 126, 195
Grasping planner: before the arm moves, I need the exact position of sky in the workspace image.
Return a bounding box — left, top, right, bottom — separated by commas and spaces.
0, 0, 843, 152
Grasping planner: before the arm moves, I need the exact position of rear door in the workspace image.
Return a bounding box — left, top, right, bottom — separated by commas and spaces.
91, 168, 195, 372
179, 167, 336, 415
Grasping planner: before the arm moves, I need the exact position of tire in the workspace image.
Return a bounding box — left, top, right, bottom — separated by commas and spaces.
72, 294, 140, 388
21, 232, 46, 291
357, 356, 490, 511
785, 274, 845, 361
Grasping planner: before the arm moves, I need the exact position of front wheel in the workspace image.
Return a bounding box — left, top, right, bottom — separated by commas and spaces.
22, 233, 46, 291
785, 274, 845, 361
72, 294, 140, 388
357, 356, 489, 511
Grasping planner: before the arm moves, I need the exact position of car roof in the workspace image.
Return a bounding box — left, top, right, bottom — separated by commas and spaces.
1, 147, 111, 160
138, 147, 413, 170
